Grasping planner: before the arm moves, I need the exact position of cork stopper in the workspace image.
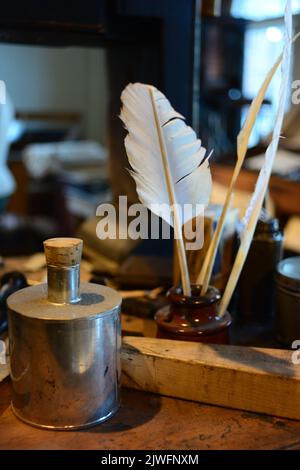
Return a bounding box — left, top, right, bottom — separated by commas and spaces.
44, 238, 83, 267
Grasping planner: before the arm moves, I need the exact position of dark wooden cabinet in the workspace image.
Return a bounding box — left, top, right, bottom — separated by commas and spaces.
0, 0, 199, 123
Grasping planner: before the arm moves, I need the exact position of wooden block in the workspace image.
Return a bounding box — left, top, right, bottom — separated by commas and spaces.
122, 336, 300, 421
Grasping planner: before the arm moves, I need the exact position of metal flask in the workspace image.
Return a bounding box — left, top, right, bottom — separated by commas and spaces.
7, 238, 122, 430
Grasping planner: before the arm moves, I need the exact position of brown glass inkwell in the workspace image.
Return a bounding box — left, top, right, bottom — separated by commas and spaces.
155, 285, 232, 344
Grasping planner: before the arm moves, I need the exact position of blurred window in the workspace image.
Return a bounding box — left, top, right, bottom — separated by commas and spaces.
242, 21, 287, 146
231, 0, 300, 20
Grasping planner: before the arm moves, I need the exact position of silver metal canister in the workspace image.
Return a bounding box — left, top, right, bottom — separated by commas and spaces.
7, 238, 122, 430
274, 257, 300, 346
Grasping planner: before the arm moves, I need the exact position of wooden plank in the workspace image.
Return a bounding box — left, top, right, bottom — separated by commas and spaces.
122, 336, 300, 421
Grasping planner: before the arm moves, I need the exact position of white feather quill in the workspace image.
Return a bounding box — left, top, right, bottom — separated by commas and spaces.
120, 83, 212, 295
218, 0, 293, 317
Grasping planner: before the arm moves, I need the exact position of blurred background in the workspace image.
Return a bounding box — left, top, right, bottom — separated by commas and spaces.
0, 0, 300, 280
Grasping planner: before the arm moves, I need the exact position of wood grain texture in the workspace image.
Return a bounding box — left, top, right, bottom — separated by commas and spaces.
122, 336, 300, 421
1, 379, 300, 450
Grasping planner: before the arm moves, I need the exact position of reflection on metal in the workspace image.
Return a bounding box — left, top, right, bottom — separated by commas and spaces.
7, 238, 122, 429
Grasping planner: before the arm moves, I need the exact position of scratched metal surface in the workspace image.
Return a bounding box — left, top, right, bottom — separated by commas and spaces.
1, 379, 300, 450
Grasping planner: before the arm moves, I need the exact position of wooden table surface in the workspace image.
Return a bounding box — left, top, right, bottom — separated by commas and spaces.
1, 376, 300, 450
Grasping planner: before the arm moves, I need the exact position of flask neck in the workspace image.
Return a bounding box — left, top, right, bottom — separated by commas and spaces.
47, 264, 81, 304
